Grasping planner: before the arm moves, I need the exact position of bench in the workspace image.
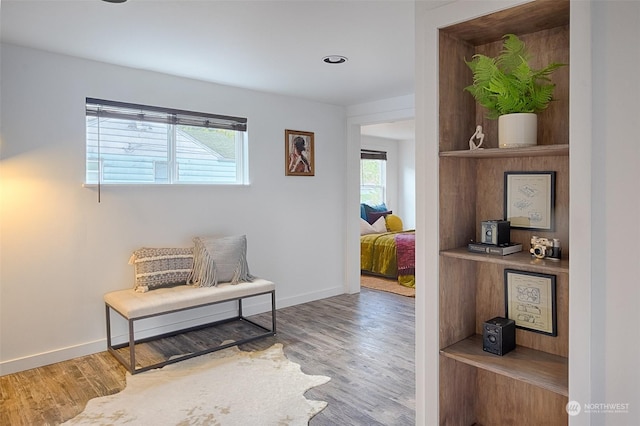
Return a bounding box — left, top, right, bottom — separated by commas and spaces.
104, 278, 276, 374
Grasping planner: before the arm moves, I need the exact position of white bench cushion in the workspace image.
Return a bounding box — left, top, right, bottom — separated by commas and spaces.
104, 278, 275, 319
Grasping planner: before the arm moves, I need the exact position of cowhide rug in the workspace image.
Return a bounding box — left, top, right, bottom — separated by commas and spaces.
63, 343, 330, 425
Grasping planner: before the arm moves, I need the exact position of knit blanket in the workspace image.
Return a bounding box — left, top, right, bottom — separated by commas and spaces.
395, 232, 415, 277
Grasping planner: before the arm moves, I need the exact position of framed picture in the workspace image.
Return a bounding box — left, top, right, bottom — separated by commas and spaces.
504, 269, 557, 336
504, 171, 556, 230
285, 129, 314, 176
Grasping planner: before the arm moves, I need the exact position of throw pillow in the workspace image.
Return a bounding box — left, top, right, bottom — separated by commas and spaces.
360, 218, 376, 235
371, 215, 388, 233
385, 214, 404, 232
362, 203, 388, 221
129, 247, 194, 293
366, 210, 392, 225
187, 235, 254, 287
361, 216, 388, 235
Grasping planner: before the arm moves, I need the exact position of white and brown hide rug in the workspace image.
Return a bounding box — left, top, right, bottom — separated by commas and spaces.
63, 343, 330, 426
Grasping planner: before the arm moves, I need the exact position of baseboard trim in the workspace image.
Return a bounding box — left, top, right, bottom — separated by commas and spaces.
1, 287, 344, 376
0, 296, 276, 376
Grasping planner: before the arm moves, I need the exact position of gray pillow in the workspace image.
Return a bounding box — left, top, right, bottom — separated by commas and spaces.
130, 247, 194, 293
187, 235, 253, 287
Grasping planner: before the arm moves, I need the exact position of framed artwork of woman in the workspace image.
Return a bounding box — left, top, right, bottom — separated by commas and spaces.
285, 129, 314, 176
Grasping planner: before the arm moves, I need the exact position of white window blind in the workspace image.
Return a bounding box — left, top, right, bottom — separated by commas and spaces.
85, 98, 248, 186
360, 149, 387, 205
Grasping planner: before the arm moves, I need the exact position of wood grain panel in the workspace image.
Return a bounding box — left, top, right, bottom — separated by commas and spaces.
439, 31, 476, 152
439, 157, 476, 250
475, 262, 506, 326
439, 356, 477, 426
439, 256, 477, 348
528, 25, 570, 147
441, 0, 570, 46
475, 369, 568, 426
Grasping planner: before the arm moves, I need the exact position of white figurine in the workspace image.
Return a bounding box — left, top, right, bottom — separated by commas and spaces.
469, 125, 485, 150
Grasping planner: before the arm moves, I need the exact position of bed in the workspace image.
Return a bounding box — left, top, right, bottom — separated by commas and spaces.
359, 204, 415, 288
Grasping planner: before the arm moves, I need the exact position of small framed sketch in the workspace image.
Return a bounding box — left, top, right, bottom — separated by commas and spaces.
285, 129, 314, 176
504, 269, 557, 336
504, 171, 556, 230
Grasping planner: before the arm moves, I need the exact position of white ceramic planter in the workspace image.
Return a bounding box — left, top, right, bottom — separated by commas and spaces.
498, 113, 537, 148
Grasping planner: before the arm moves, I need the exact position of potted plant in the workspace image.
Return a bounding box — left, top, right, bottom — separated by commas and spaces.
464, 34, 565, 148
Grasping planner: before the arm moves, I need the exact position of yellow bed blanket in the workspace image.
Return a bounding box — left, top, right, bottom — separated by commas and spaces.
360, 230, 415, 288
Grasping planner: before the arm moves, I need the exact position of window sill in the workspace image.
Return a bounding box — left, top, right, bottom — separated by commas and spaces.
82, 182, 250, 188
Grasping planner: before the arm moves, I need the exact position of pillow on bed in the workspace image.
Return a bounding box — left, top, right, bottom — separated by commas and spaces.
360, 216, 387, 235
187, 235, 254, 287
385, 214, 404, 232
366, 210, 392, 225
129, 247, 194, 293
361, 203, 388, 221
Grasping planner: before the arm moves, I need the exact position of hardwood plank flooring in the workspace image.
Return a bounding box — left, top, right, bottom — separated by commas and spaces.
0, 288, 415, 426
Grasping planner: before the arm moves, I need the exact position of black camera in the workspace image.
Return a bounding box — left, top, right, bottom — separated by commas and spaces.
481, 220, 510, 246
530, 236, 561, 260
483, 317, 516, 356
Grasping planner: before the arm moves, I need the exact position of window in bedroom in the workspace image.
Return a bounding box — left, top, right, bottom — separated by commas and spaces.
360, 149, 387, 206
85, 98, 248, 185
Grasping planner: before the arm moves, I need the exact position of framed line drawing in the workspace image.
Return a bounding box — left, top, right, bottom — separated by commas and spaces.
504, 171, 556, 230
504, 269, 557, 336
285, 129, 314, 176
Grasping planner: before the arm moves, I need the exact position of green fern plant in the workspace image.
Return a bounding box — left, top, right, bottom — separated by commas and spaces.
464, 34, 565, 119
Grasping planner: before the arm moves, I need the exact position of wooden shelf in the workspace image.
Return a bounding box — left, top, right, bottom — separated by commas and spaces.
440, 144, 569, 159
440, 247, 569, 273
440, 334, 568, 396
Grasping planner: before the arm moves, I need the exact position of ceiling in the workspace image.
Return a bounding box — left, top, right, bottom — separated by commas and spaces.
0, 0, 424, 107
1, 1, 455, 140
361, 119, 415, 141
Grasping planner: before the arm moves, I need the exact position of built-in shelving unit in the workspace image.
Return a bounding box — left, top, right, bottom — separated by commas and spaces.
436, 1, 570, 425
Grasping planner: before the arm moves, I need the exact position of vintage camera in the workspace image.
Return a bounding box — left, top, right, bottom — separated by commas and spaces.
483, 317, 516, 356
530, 236, 562, 260
481, 220, 511, 246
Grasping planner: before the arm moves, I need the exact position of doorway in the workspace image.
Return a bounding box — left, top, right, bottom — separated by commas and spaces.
345, 104, 415, 296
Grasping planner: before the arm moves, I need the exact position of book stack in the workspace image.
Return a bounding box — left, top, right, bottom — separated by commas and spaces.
467, 242, 523, 256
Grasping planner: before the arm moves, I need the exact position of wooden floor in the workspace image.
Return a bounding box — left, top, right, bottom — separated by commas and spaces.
0, 287, 415, 426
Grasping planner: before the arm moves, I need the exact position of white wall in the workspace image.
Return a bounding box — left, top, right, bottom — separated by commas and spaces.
0, 44, 347, 374
398, 136, 416, 229
416, 1, 640, 425
589, 1, 640, 424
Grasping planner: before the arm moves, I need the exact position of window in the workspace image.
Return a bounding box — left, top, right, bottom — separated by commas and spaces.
360, 149, 387, 205
85, 98, 248, 185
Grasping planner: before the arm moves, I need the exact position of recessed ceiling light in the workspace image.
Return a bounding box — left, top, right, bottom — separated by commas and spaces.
323, 55, 348, 64
102, 0, 127, 3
